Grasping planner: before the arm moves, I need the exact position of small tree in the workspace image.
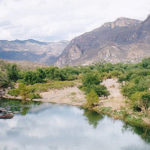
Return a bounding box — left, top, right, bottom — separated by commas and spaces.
7, 64, 19, 82
19, 83, 30, 101
0, 71, 10, 88
82, 72, 100, 87
86, 90, 99, 107
141, 92, 150, 112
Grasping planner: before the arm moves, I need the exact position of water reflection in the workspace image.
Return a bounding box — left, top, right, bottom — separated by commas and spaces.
0, 99, 150, 150
83, 109, 103, 128
0, 98, 41, 115
122, 124, 150, 144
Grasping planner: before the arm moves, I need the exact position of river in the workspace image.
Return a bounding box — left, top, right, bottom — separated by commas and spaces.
0, 99, 150, 150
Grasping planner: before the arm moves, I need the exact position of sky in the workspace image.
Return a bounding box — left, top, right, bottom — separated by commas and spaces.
0, 0, 150, 42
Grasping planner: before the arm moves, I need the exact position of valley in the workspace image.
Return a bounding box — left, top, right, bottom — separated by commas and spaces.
1, 11, 150, 150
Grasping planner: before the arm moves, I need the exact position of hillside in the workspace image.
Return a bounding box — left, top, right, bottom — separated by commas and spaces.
0, 39, 68, 65
56, 15, 150, 66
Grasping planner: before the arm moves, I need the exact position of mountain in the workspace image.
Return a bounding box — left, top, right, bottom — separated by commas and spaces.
56, 14, 150, 66
0, 39, 68, 65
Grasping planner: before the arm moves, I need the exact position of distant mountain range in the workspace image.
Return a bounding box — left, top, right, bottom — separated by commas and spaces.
0, 39, 68, 65
1, 14, 150, 67
56, 14, 150, 66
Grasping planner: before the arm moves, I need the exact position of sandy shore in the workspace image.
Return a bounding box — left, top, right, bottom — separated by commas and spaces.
34, 87, 86, 106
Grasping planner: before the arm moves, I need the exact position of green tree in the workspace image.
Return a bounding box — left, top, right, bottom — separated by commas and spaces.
141, 92, 150, 111
23, 70, 44, 84
141, 58, 150, 69
86, 90, 99, 107
82, 72, 100, 87
19, 83, 30, 101
7, 64, 19, 82
0, 71, 10, 88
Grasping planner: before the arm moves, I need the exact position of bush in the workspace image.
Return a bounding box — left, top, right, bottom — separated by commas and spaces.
7, 64, 20, 82
28, 93, 41, 100
82, 72, 100, 87
141, 58, 150, 69
86, 90, 99, 107
93, 85, 110, 97
141, 92, 150, 110
0, 71, 10, 88
23, 71, 44, 84
82, 84, 109, 97
8, 83, 39, 100
8, 89, 20, 96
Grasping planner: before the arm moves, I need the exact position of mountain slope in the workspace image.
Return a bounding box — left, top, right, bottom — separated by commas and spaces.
56, 15, 150, 66
0, 39, 68, 65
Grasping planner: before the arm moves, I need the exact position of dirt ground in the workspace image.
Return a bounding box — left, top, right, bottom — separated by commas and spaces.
34, 87, 86, 106
100, 78, 126, 110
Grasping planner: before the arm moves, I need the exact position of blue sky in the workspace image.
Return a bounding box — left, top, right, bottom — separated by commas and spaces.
0, 0, 150, 42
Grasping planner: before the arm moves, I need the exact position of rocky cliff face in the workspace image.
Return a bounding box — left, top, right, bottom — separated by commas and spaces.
56, 15, 150, 66
0, 39, 68, 65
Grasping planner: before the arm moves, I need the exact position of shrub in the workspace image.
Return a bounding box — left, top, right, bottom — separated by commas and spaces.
23, 71, 44, 84
28, 93, 41, 100
7, 64, 20, 82
18, 83, 31, 100
141, 92, 150, 110
86, 90, 99, 107
82, 72, 100, 87
141, 58, 150, 69
83, 84, 109, 97
8, 89, 20, 97
0, 71, 10, 88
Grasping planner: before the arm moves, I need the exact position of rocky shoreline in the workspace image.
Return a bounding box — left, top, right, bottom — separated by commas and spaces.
0, 108, 14, 119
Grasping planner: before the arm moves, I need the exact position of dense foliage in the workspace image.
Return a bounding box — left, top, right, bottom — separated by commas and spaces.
1, 58, 150, 114
79, 72, 109, 106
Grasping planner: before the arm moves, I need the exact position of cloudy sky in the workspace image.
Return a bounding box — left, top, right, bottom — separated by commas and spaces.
0, 0, 150, 42
0, 104, 149, 150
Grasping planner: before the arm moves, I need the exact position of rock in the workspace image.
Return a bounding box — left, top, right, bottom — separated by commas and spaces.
0, 113, 14, 119
0, 108, 14, 119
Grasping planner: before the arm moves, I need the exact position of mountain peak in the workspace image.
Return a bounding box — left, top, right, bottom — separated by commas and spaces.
12, 39, 48, 45
147, 14, 150, 19
143, 14, 150, 23
103, 17, 141, 28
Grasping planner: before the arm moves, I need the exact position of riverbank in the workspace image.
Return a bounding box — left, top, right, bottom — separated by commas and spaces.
3, 84, 86, 106
2, 78, 150, 129
85, 78, 150, 130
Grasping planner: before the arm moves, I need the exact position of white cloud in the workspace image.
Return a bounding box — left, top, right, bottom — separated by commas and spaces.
0, 105, 150, 150
0, 0, 150, 41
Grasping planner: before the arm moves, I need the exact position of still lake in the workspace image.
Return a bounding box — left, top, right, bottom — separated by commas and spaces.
0, 99, 150, 150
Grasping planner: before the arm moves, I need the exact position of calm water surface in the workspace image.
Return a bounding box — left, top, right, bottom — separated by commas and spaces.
0, 99, 150, 150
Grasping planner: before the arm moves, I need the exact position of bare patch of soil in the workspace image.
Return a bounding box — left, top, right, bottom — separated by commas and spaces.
35, 87, 86, 106
100, 78, 126, 110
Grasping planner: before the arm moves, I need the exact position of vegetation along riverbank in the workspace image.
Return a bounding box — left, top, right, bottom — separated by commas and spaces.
1, 58, 150, 129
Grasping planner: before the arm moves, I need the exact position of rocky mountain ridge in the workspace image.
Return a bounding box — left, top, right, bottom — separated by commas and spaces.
56, 14, 150, 66
0, 39, 68, 65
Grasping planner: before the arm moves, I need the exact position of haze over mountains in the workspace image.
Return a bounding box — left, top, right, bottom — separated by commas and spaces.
1, 14, 150, 66
0, 39, 68, 65
56, 14, 150, 66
